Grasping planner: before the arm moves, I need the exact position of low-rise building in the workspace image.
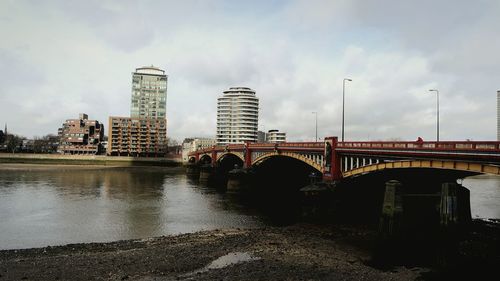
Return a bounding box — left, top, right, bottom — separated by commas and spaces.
107, 116, 167, 157
266, 129, 286, 143
181, 137, 216, 163
58, 113, 104, 155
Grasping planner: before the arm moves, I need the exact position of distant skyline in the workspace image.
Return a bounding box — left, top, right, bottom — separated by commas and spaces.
1, 0, 499, 142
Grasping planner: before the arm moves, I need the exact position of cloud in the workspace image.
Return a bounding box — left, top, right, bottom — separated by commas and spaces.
0, 0, 499, 143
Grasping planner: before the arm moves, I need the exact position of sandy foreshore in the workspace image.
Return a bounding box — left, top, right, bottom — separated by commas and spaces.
1, 222, 498, 281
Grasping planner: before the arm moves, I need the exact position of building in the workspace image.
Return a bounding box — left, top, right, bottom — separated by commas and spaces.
216, 87, 259, 145
131, 66, 168, 119
266, 129, 286, 143
108, 65, 168, 157
257, 130, 266, 143
107, 117, 167, 157
181, 137, 216, 163
58, 113, 104, 155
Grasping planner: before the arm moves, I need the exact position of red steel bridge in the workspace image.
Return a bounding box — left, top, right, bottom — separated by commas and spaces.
188, 137, 500, 181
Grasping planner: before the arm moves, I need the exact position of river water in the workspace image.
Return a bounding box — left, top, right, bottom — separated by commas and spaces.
0, 165, 499, 250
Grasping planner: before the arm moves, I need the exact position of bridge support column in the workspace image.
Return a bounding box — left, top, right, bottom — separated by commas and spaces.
440, 182, 471, 226
379, 180, 403, 238
226, 168, 249, 191
186, 164, 199, 176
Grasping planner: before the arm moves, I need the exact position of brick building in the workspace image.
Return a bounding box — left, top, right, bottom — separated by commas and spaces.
107, 116, 167, 157
107, 65, 168, 157
58, 113, 104, 154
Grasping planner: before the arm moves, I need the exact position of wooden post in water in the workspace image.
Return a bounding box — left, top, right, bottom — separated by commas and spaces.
379, 180, 403, 238
440, 182, 471, 226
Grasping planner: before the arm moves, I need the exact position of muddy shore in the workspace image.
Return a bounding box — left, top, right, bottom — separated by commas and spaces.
1, 221, 498, 281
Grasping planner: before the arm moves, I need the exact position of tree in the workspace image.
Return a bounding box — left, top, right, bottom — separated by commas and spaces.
165, 137, 180, 154
32, 134, 60, 153
6, 134, 22, 153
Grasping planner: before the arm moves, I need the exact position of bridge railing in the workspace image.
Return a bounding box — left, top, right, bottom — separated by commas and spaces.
249, 142, 324, 148
338, 141, 500, 151
189, 142, 325, 156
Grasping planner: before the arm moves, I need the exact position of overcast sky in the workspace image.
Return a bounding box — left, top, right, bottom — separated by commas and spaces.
1, 0, 499, 142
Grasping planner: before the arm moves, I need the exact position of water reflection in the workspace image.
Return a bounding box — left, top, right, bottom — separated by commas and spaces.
0, 166, 263, 250
1, 166, 499, 250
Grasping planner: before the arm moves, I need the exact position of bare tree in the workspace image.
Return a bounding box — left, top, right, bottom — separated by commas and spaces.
6, 134, 22, 153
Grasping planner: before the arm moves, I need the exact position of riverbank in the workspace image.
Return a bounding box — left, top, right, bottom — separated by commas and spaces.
0, 153, 181, 166
0, 221, 498, 280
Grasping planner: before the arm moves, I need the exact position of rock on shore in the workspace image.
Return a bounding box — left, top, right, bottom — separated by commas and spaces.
0, 224, 421, 280
0, 222, 498, 280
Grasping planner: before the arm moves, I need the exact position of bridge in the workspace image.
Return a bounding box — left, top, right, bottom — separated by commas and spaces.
188, 136, 500, 181
189, 136, 500, 235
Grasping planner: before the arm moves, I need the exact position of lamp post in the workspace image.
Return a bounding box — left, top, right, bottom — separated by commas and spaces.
429, 89, 439, 142
312, 111, 318, 142
342, 78, 352, 142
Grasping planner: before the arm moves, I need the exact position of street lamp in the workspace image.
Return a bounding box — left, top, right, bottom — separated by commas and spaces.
312, 111, 318, 142
342, 78, 352, 142
429, 89, 440, 142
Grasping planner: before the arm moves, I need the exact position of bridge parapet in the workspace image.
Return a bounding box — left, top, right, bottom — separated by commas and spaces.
188, 138, 500, 181
338, 141, 500, 151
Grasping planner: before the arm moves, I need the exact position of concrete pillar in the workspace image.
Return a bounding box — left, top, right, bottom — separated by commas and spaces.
186, 164, 199, 176
226, 169, 248, 191
379, 180, 403, 237
199, 165, 213, 184
440, 183, 471, 226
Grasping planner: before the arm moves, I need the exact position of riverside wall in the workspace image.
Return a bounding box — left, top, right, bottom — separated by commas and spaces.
0, 153, 182, 166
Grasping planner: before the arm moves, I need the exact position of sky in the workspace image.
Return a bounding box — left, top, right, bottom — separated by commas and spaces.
1, 0, 499, 142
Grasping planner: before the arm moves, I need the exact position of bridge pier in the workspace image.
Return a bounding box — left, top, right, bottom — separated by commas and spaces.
440, 182, 471, 226
186, 164, 200, 177
226, 168, 250, 191
379, 180, 404, 238
379, 180, 472, 238
199, 164, 214, 184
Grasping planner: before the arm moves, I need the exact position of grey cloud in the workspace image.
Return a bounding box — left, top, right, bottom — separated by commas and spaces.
1, 0, 499, 143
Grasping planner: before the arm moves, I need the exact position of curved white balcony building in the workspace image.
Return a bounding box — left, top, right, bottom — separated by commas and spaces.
216, 87, 259, 145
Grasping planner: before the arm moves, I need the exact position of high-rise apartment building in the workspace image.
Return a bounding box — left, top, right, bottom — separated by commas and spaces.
131, 66, 168, 119
58, 113, 104, 155
107, 65, 168, 157
216, 87, 259, 145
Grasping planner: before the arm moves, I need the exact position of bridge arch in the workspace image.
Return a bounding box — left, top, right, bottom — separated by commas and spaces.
199, 154, 212, 165
343, 159, 500, 178
216, 152, 244, 163
217, 153, 244, 167
252, 151, 323, 173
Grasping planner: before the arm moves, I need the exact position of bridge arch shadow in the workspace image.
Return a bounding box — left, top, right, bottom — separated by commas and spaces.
249, 155, 324, 224
334, 165, 480, 227
251, 155, 323, 191
217, 153, 244, 173
199, 154, 212, 165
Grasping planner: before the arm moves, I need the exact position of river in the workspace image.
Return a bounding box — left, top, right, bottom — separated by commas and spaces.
0, 165, 499, 250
